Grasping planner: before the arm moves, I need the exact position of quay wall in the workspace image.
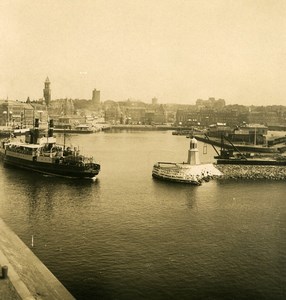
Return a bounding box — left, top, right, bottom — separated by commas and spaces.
0, 217, 75, 300
111, 124, 180, 130
216, 164, 286, 180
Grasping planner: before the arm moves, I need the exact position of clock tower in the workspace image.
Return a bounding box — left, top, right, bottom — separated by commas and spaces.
43, 77, 51, 106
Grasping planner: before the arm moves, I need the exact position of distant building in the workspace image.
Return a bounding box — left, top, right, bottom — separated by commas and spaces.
125, 107, 146, 124
153, 104, 166, 124
43, 77, 51, 106
248, 111, 281, 126
0, 100, 47, 128
92, 89, 100, 108
152, 97, 158, 105
104, 100, 121, 124
48, 98, 75, 117
176, 109, 199, 126
196, 97, 225, 109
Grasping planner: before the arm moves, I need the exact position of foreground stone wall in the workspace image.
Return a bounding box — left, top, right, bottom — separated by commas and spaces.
0, 218, 75, 300
215, 164, 286, 180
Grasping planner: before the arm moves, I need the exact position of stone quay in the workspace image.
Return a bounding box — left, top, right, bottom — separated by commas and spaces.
216, 164, 286, 180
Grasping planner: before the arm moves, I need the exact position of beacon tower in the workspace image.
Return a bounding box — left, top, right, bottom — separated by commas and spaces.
187, 138, 201, 165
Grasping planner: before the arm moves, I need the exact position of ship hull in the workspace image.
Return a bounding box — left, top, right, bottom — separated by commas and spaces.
3, 155, 100, 179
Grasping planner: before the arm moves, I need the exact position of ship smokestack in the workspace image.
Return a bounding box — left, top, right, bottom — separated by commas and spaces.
33, 118, 39, 143
48, 119, 54, 137
187, 138, 200, 165
34, 118, 39, 128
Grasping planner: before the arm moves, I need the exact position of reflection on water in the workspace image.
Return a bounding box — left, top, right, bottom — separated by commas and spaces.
0, 131, 285, 300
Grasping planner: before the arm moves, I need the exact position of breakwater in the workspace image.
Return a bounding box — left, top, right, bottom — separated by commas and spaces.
216, 164, 286, 180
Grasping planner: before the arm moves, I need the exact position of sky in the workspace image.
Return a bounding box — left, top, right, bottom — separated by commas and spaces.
1, 0, 286, 106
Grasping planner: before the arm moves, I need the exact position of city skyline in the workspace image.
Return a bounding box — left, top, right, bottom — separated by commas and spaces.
1, 0, 286, 105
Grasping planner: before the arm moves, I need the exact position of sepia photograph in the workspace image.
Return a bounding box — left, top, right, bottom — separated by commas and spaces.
0, 0, 285, 299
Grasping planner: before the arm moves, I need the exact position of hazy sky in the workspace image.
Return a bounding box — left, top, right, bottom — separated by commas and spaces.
1, 0, 286, 105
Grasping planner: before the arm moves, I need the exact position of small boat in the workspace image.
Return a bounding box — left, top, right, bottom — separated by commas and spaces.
0, 119, 100, 179
152, 138, 222, 185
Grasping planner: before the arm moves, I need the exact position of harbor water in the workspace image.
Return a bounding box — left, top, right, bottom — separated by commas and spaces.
0, 130, 285, 300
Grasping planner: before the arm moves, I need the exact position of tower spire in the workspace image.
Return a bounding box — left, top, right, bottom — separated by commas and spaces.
43, 77, 51, 106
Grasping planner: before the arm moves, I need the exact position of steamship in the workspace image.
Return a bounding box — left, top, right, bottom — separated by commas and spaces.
0, 119, 100, 179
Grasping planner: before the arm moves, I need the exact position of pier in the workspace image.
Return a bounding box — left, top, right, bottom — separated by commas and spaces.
0, 217, 75, 300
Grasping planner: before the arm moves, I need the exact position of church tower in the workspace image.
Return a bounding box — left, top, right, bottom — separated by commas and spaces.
43, 77, 51, 106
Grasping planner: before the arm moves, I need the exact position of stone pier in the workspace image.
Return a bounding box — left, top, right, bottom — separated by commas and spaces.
0, 218, 75, 300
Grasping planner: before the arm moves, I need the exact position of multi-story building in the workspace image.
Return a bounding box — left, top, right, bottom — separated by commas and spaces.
0, 100, 47, 128
248, 110, 282, 126
196, 97, 225, 109
152, 105, 166, 124
104, 100, 121, 124
125, 107, 146, 124
175, 109, 199, 126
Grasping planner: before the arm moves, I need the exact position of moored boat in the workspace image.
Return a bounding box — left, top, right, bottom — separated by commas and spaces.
0, 119, 100, 179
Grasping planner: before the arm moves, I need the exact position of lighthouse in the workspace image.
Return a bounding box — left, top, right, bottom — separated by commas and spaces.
187, 138, 200, 165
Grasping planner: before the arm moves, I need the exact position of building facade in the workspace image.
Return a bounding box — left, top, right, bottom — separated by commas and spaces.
0, 100, 47, 128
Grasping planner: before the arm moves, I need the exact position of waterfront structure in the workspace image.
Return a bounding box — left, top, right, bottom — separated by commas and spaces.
53, 115, 87, 129
214, 138, 286, 180
152, 138, 222, 184
43, 77, 51, 106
